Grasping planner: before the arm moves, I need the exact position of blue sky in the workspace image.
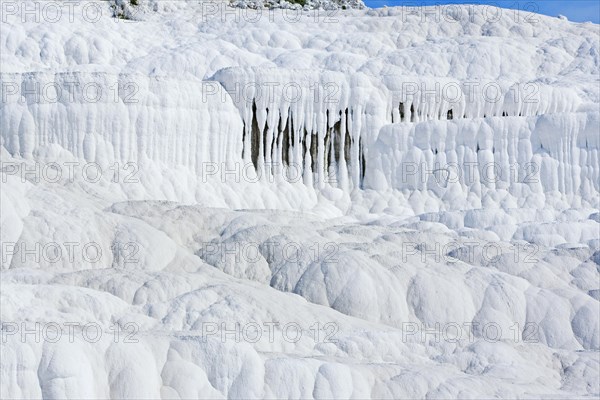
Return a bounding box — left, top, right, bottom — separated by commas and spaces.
363, 1, 600, 23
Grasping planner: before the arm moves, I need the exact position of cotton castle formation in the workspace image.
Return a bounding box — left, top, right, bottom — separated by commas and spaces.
1, 1, 599, 398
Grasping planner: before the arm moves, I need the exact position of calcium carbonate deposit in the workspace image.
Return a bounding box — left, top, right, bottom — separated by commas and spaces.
0, 0, 599, 398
